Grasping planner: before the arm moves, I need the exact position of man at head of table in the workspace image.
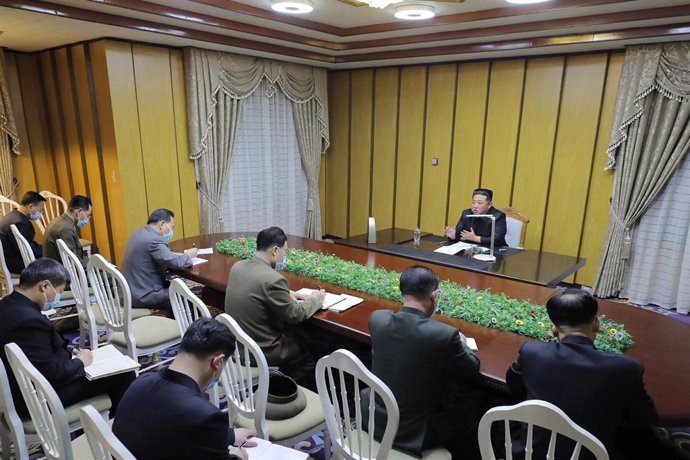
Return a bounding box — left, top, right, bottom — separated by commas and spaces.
443, 188, 507, 247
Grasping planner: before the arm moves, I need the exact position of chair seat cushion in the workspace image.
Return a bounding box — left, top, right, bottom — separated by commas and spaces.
71, 418, 114, 459
22, 394, 112, 434
343, 429, 452, 460
80, 304, 152, 325
110, 316, 180, 349
235, 385, 325, 442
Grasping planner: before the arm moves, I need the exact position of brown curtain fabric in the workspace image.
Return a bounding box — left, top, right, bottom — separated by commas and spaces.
184, 48, 329, 236
0, 49, 20, 198
593, 43, 690, 297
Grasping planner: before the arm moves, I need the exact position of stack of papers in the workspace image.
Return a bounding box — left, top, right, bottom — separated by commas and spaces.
84, 345, 140, 380
434, 241, 475, 255
247, 437, 307, 460
296, 288, 363, 312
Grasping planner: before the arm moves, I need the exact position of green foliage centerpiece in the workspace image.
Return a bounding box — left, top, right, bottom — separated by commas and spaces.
216, 238, 634, 353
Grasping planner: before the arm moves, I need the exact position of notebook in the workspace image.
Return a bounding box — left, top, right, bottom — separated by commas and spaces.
84, 345, 140, 381
434, 241, 475, 255
296, 288, 363, 312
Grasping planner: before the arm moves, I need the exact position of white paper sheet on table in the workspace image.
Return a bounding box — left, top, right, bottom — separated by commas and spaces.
296, 288, 363, 312
246, 437, 308, 460
191, 257, 209, 265
196, 248, 214, 255
433, 241, 474, 255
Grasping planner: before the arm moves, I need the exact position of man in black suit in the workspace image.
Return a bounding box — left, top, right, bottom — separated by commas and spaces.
0, 258, 133, 416
506, 288, 659, 460
0, 191, 46, 273
113, 318, 256, 460
444, 188, 507, 247
365, 265, 482, 459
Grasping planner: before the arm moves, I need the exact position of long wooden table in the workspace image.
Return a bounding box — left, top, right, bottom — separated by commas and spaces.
170, 233, 690, 426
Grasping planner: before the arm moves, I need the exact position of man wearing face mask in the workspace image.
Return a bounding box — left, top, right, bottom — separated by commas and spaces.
0, 191, 46, 273
225, 226, 325, 388
364, 265, 482, 459
44, 195, 93, 267
0, 258, 134, 418
113, 318, 256, 459
121, 208, 197, 311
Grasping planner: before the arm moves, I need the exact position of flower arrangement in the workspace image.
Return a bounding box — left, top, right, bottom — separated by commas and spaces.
216, 238, 634, 353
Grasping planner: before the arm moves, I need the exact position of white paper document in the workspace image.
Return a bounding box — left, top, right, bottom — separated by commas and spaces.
191, 257, 209, 265
296, 288, 363, 312
465, 337, 478, 351
246, 437, 308, 460
196, 247, 214, 255
433, 241, 474, 255
84, 345, 140, 380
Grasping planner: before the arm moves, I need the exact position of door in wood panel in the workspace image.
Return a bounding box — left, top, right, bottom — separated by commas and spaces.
371, 68, 399, 230
542, 54, 608, 262
481, 60, 525, 207
511, 57, 564, 251
325, 71, 350, 238
349, 70, 373, 237
576, 53, 623, 286
420, 64, 457, 233
448, 62, 489, 226
394, 66, 427, 230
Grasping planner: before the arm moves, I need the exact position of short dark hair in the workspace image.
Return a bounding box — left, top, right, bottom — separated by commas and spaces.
399, 265, 439, 299
147, 208, 175, 225
68, 195, 92, 211
472, 188, 493, 202
546, 288, 598, 328
20, 191, 46, 207
179, 318, 236, 359
256, 226, 287, 252
18, 258, 70, 288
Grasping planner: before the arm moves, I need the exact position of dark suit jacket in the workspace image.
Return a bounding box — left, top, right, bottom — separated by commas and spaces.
44, 214, 85, 267
506, 335, 659, 459
0, 209, 42, 273
451, 207, 507, 247
113, 368, 239, 460
365, 307, 481, 456
0, 291, 85, 414
121, 226, 192, 308
224, 257, 321, 366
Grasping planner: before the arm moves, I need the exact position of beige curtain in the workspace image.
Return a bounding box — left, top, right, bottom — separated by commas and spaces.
593, 43, 690, 297
0, 49, 20, 198
184, 48, 329, 236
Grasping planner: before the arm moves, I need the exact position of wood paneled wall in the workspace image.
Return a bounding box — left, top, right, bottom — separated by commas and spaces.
324, 52, 624, 286
4, 40, 199, 263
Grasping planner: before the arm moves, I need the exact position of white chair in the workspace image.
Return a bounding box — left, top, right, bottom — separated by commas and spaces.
0, 357, 30, 460
215, 313, 329, 455
0, 238, 20, 296
87, 254, 181, 373
0, 196, 19, 218
3, 343, 111, 460
37, 191, 92, 256
9, 224, 35, 269
79, 405, 135, 460
477, 399, 609, 460
315, 349, 451, 460
500, 207, 529, 248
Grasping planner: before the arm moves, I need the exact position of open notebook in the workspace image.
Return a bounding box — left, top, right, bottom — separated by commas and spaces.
434, 241, 475, 255
83, 345, 140, 381
296, 288, 363, 312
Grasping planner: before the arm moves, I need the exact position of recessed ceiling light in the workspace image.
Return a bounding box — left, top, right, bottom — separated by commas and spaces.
271, 0, 313, 14
505, 0, 550, 4
394, 5, 435, 20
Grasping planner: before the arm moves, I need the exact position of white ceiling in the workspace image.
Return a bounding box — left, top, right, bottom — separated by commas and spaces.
1, 0, 689, 68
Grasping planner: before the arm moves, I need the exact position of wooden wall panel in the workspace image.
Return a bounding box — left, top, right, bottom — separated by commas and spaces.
394, 66, 426, 230
370, 68, 399, 230
511, 57, 564, 250
420, 64, 457, 233
348, 70, 373, 236
576, 53, 623, 285
324, 71, 350, 237
447, 62, 489, 225
481, 59, 525, 206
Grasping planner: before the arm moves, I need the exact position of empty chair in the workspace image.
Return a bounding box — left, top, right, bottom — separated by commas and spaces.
315, 349, 451, 460
87, 254, 180, 373
38, 191, 92, 256
500, 206, 529, 249
3, 343, 111, 460
79, 405, 135, 460
477, 399, 609, 460
215, 313, 328, 454
0, 196, 19, 218
0, 238, 19, 296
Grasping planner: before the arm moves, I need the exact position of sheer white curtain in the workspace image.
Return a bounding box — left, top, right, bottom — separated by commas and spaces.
220, 81, 308, 236
621, 148, 690, 314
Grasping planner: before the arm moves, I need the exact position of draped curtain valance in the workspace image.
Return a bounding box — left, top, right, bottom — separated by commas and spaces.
185, 48, 329, 161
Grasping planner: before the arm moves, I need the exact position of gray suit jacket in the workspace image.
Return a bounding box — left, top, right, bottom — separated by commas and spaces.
44, 214, 85, 267
224, 257, 321, 365
121, 226, 192, 308
365, 307, 481, 456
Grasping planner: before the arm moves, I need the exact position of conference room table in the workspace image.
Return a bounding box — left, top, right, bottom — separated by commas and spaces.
170, 233, 690, 426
